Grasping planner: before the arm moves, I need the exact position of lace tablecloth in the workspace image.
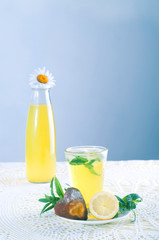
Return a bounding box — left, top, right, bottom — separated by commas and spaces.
0, 160, 159, 240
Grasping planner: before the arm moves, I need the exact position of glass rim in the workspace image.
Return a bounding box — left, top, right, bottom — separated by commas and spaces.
64, 145, 108, 155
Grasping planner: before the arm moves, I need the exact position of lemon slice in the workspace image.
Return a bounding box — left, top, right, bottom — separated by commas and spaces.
89, 191, 119, 220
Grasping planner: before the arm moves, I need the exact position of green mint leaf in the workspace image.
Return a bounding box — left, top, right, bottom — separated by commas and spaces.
133, 199, 143, 203
38, 198, 50, 203
40, 202, 52, 215
65, 183, 71, 187
54, 177, 64, 199
41, 204, 55, 214
69, 156, 88, 165
113, 206, 130, 218
69, 157, 101, 176
95, 158, 101, 162
114, 193, 143, 222
85, 159, 101, 176
50, 178, 55, 198
39, 177, 66, 215
88, 159, 96, 165
85, 163, 101, 176
126, 201, 136, 210
45, 194, 54, 201
64, 183, 71, 192
115, 195, 126, 207
51, 197, 60, 204
123, 193, 143, 203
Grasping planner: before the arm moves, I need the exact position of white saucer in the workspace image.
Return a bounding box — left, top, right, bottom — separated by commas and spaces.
58, 211, 130, 225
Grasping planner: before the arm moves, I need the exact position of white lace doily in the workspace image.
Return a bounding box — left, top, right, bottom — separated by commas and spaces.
0, 161, 159, 240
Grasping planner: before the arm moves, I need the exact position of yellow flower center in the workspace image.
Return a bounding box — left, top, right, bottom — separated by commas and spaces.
37, 74, 48, 84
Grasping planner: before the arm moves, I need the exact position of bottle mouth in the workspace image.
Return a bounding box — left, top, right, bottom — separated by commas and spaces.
64, 146, 108, 156
31, 86, 51, 90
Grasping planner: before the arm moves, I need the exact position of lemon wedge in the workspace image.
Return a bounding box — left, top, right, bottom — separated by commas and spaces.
89, 191, 119, 220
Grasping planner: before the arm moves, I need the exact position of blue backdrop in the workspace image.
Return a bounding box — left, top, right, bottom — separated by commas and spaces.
0, 0, 159, 162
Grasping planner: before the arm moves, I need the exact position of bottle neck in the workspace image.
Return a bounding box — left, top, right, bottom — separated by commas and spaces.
30, 88, 51, 105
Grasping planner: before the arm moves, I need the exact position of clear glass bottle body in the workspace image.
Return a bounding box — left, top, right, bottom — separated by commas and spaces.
25, 88, 56, 182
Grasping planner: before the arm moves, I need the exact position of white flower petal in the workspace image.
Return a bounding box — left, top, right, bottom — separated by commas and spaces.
29, 67, 56, 89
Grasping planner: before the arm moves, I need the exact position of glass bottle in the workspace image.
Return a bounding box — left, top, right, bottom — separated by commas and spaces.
26, 85, 56, 183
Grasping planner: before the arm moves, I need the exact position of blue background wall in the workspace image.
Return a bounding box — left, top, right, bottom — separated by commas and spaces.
0, 0, 159, 162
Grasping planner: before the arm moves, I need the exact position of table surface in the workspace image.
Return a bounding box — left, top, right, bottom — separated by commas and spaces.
0, 160, 159, 240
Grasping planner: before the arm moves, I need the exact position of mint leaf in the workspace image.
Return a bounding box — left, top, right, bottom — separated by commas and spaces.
41, 204, 55, 214
50, 178, 55, 198
113, 206, 130, 218
85, 163, 101, 176
54, 177, 64, 199
39, 177, 65, 215
127, 201, 136, 210
123, 193, 142, 211
64, 183, 71, 192
115, 195, 126, 206
51, 197, 60, 204
45, 194, 54, 201
123, 193, 143, 203
114, 193, 143, 222
88, 159, 96, 165
40, 202, 52, 215
134, 199, 143, 203
69, 156, 101, 176
95, 158, 101, 162
69, 156, 88, 165
39, 198, 50, 203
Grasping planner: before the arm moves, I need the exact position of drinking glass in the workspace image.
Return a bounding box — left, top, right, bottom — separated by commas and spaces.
64, 146, 108, 205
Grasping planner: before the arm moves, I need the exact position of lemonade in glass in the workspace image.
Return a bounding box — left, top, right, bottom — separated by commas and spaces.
64, 146, 108, 205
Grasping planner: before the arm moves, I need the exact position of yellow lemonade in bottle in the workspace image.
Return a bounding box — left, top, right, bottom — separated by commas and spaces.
26, 104, 56, 182
65, 146, 108, 205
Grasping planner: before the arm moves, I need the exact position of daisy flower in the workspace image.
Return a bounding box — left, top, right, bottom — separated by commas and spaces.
29, 67, 56, 88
